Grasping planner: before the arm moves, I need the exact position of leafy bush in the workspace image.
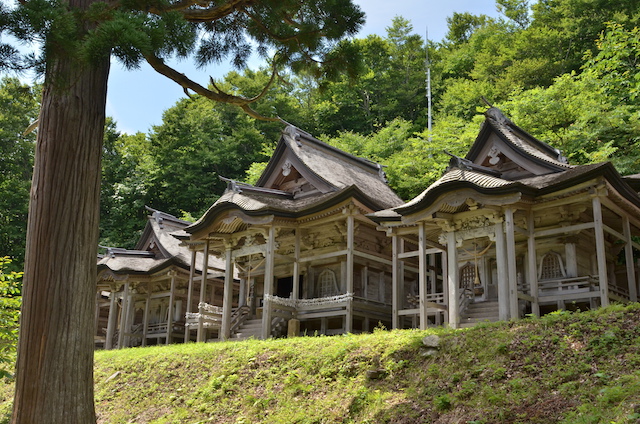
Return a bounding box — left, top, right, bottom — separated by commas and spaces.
0, 257, 21, 379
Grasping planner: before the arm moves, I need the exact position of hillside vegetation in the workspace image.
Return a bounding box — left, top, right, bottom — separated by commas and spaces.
2, 304, 640, 423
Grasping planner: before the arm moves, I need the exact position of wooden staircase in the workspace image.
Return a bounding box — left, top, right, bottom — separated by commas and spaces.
460, 301, 500, 328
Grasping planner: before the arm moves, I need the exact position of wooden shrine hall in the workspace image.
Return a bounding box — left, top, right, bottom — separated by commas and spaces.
371, 107, 640, 329
96, 208, 233, 348
96, 108, 640, 347
172, 126, 404, 341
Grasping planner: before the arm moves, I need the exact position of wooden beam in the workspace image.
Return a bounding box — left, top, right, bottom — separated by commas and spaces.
446, 230, 459, 328
345, 213, 355, 333
392, 234, 400, 329
534, 222, 594, 238
221, 246, 233, 340
299, 249, 348, 263
495, 222, 509, 321
142, 287, 151, 347
184, 249, 197, 343
197, 241, 210, 342
623, 216, 638, 302
118, 283, 129, 349
353, 251, 393, 266
603, 224, 625, 242
105, 289, 117, 350
167, 272, 176, 345
505, 209, 519, 320
593, 196, 610, 307
398, 247, 441, 259
261, 225, 276, 339
600, 194, 640, 230
292, 228, 301, 302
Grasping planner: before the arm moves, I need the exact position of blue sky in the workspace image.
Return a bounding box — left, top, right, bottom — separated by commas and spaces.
107, 1, 502, 135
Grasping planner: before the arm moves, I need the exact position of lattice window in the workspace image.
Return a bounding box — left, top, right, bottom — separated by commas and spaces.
317, 269, 339, 298
459, 262, 476, 290
538, 251, 566, 280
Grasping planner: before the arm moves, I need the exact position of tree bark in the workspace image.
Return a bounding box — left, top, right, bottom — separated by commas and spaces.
12, 14, 110, 422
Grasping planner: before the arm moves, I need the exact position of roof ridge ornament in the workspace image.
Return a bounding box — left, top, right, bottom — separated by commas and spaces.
219, 176, 243, 193
444, 150, 501, 176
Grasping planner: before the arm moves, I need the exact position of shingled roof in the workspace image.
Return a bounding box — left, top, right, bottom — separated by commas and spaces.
184, 126, 403, 236
370, 108, 640, 221
98, 209, 225, 276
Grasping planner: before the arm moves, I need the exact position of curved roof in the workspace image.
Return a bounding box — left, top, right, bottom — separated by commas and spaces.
185, 125, 403, 236
184, 184, 387, 236
370, 161, 640, 223
98, 209, 225, 277
258, 126, 402, 207
467, 107, 573, 173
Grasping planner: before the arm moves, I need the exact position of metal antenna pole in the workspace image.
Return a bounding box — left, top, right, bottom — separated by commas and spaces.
426, 27, 432, 142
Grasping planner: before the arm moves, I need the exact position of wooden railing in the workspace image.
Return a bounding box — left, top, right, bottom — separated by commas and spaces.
458, 288, 473, 315
229, 305, 251, 334
537, 276, 599, 303
265, 293, 392, 323
185, 302, 223, 329
608, 283, 630, 302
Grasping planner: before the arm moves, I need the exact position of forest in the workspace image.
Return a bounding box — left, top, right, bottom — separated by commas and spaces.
1, 0, 639, 268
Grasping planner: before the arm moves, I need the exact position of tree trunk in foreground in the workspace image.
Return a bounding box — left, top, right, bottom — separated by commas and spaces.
12, 31, 110, 423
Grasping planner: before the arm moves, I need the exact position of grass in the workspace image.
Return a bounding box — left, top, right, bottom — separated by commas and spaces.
3, 304, 640, 423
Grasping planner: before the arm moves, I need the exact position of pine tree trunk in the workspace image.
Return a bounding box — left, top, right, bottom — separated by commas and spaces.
11, 14, 110, 422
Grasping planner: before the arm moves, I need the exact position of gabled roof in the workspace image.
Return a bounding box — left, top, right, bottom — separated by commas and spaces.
371, 162, 640, 223
370, 108, 640, 223
184, 126, 403, 236
257, 126, 402, 206
466, 108, 573, 178
98, 209, 225, 277
623, 173, 640, 193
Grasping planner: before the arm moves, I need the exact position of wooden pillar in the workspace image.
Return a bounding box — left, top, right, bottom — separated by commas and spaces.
345, 211, 355, 333
105, 287, 118, 350
184, 248, 197, 342
495, 222, 510, 321
94, 292, 101, 342
592, 196, 610, 307
239, 278, 247, 307
117, 282, 129, 349
527, 211, 540, 316
442, 248, 449, 325
429, 253, 441, 325
292, 228, 301, 301
391, 234, 400, 329
221, 244, 233, 340
418, 223, 429, 329
446, 230, 459, 329
142, 285, 151, 347
261, 226, 276, 339
197, 241, 210, 342
167, 271, 176, 345
505, 208, 519, 319
623, 216, 638, 302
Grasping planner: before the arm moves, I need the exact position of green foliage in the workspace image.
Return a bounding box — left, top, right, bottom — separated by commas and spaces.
311, 17, 428, 136
2, 305, 639, 422
146, 93, 267, 218
0, 257, 21, 379
585, 23, 640, 104
0, 77, 38, 268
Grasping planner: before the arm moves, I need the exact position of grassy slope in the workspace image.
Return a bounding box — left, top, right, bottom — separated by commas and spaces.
2, 304, 640, 423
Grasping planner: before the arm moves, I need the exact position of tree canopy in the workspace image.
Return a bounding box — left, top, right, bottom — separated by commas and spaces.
1, 1, 639, 421
1, 0, 366, 422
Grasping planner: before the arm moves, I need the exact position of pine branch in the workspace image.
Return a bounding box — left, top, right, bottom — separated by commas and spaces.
144, 53, 279, 121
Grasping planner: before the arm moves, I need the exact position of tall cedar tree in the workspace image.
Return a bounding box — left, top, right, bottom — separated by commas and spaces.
0, 1, 364, 422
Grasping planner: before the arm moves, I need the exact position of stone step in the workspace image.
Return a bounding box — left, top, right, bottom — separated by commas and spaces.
461, 302, 500, 325
240, 322, 262, 329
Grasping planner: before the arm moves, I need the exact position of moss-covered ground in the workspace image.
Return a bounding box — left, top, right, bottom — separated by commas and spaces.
2, 304, 640, 423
